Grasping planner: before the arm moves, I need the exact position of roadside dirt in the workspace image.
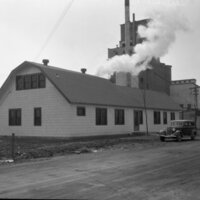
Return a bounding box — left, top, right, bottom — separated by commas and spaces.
0, 137, 200, 199
0, 134, 161, 161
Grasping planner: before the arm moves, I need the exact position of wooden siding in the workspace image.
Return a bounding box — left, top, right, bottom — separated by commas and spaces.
0, 66, 180, 137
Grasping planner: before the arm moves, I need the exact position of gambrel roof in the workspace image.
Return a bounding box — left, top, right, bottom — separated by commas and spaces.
0, 61, 181, 111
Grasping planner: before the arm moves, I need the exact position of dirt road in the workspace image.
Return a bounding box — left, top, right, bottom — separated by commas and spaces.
0, 139, 200, 199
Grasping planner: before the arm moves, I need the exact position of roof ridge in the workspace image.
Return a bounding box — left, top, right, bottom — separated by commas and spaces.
28, 61, 109, 82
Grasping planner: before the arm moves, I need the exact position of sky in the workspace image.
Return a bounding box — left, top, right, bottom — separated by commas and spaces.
0, 0, 200, 87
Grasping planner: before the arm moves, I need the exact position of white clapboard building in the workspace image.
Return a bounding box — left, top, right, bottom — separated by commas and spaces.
0, 61, 181, 137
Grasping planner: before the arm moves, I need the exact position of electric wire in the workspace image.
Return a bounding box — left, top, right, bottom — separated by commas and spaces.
34, 0, 75, 61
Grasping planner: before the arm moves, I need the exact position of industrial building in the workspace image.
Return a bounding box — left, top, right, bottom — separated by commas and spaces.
108, 0, 172, 95
170, 79, 200, 127
108, 0, 199, 125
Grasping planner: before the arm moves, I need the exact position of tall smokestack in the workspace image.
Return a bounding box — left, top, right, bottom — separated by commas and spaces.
125, 0, 130, 53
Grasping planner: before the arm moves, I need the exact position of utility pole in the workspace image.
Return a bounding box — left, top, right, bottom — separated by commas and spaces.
143, 70, 149, 136
190, 84, 200, 128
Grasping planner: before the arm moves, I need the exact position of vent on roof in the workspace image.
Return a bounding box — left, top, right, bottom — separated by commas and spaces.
42, 59, 49, 66
81, 68, 87, 74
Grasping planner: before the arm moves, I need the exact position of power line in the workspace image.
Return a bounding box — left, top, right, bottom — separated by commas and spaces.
34, 0, 75, 61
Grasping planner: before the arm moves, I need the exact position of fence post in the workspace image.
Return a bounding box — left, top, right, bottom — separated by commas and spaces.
11, 133, 15, 161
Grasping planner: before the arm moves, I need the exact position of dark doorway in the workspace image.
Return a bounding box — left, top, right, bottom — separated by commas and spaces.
134, 111, 140, 131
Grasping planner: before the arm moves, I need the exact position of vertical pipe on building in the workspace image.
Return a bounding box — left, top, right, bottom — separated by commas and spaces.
143, 72, 149, 136
125, 0, 130, 53
132, 13, 136, 47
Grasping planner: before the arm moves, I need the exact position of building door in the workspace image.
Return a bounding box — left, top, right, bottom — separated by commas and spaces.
134, 111, 140, 131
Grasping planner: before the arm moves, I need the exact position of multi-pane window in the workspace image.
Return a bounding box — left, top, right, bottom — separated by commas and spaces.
96, 108, 107, 125
77, 107, 86, 116
187, 104, 192, 110
171, 112, 175, 120
24, 75, 31, 89
34, 107, 42, 126
154, 111, 161, 125
163, 112, 167, 124
115, 109, 125, 125
31, 74, 38, 89
9, 109, 21, 126
16, 76, 24, 90
38, 73, 46, 88
16, 73, 46, 90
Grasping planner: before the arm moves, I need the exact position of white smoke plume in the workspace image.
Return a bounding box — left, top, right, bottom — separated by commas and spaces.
97, 8, 187, 78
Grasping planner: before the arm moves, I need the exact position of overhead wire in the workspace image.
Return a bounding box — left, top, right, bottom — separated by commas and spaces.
34, 0, 75, 61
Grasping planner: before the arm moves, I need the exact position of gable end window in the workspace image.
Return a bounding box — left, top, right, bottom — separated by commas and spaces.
96, 108, 107, 125
24, 75, 31, 89
16, 73, 46, 90
34, 107, 42, 126
154, 111, 161, 125
16, 76, 24, 90
9, 109, 21, 126
38, 73, 46, 88
115, 109, 125, 125
77, 107, 86, 116
31, 74, 38, 89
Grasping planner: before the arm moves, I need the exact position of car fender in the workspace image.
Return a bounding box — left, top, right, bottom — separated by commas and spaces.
174, 130, 181, 136
192, 130, 197, 136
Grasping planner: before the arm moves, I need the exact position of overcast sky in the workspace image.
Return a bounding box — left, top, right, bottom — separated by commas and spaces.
0, 0, 200, 87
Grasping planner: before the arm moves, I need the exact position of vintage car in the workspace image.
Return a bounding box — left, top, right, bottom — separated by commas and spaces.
159, 120, 197, 142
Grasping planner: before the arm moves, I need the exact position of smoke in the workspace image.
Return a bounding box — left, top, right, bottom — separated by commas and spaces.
97, 8, 187, 78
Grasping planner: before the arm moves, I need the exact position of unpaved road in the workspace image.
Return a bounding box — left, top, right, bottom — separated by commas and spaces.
1, 138, 200, 199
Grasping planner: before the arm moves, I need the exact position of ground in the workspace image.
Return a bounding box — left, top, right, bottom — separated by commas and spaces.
0, 136, 200, 199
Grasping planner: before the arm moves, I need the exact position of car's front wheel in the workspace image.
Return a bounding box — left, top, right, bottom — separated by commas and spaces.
176, 132, 182, 142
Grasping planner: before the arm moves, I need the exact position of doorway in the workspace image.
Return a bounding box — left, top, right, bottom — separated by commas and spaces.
134, 110, 140, 131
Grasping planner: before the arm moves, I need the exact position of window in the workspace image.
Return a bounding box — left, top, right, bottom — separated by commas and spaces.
16, 73, 46, 90
154, 111, 161, 124
24, 75, 31, 89
115, 109, 125, 125
171, 112, 175, 120
34, 107, 42, 126
9, 109, 21, 126
187, 104, 192, 110
38, 73, 46, 88
77, 107, 86, 116
31, 74, 38, 89
140, 77, 144, 84
16, 76, 24, 90
163, 112, 167, 124
96, 108, 107, 125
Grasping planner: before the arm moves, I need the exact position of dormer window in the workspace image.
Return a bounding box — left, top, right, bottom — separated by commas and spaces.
16, 76, 24, 90
16, 73, 46, 90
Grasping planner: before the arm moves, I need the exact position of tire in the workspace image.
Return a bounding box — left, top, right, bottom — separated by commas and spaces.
176, 132, 182, 142
191, 132, 196, 140
160, 136, 165, 142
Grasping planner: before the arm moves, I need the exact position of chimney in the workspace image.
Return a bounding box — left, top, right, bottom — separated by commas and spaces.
81, 68, 87, 74
42, 59, 49, 66
125, 0, 130, 53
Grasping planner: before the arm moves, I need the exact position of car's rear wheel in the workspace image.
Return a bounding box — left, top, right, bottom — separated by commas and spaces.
176, 133, 182, 142
191, 132, 196, 140
160, 136, 165, 142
